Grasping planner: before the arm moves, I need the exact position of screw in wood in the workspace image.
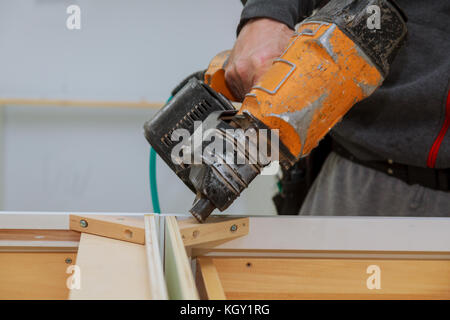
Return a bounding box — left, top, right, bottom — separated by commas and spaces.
230, 224, 238, 232
80, 219, 88, 228
65, 258, 73, 264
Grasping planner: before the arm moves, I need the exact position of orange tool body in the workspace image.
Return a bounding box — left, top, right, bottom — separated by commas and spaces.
207, 21, 387, 161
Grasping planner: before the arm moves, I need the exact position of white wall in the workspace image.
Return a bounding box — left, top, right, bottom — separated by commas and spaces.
0, 0, 277, 215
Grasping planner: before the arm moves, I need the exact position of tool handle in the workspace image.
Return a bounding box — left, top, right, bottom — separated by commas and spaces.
204, 50, 238, 102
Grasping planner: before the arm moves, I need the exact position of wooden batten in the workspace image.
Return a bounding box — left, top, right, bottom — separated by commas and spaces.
197, 257, 450, 300
69, 214, 145, 244
0, 229, 80, 242
196, 257, 226, 300
178, 216, 249, 247
0, 229, 79, 253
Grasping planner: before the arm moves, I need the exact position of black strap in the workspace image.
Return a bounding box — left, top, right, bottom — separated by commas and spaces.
273, 135, 332, 215
332, 141, 450, 192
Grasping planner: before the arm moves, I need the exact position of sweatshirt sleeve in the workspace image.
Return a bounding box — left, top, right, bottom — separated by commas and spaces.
237, 0, 327, 35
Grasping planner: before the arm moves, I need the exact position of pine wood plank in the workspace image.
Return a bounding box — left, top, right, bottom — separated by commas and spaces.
69, 214, 145, 244
0, 252, 76, 299
196, 257, 226, 300
0, 229, 80, 242
178, 216, 249, 247
202, 257, 450, 300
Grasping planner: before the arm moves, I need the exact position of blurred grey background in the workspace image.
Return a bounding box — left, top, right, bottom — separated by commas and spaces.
0, 0, 277, 215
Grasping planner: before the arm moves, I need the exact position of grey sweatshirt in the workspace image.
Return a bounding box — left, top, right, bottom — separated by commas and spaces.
238, 0, 450, 169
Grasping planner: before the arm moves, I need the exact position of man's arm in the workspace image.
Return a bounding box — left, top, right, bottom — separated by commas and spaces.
225, 0, 326, 100
237, 0, 318, 34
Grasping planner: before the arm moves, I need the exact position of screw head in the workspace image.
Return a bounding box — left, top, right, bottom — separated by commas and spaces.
230, 224, 238, 232
80, 219, 88, 228
65, 258, 73, 264
344, 14, 354, 23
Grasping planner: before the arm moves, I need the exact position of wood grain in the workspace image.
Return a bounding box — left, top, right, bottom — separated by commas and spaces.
196, 257, 226, 300
69, 214, 145, 244
201, 257, 450, 300
0, 252, 76, 299
0, 229, 80, 242
178, 216, 249, 247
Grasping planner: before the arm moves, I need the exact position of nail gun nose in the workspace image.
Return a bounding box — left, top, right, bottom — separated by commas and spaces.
190, 196, 216, 223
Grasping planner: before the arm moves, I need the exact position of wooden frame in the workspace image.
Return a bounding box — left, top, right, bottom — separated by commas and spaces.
171, 216, 450, 300
0, 213, 166, 300
1, 213, 449, 300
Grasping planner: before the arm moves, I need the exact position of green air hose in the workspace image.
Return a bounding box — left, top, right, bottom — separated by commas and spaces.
149, 146, 161, 213
149, 96, 173, 214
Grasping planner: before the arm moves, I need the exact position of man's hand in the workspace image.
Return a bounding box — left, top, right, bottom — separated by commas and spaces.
225, 18, 294, 101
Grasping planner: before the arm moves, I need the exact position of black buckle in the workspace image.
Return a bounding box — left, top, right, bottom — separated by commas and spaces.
407, 166, 437, 189
437, 170, 450, 191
